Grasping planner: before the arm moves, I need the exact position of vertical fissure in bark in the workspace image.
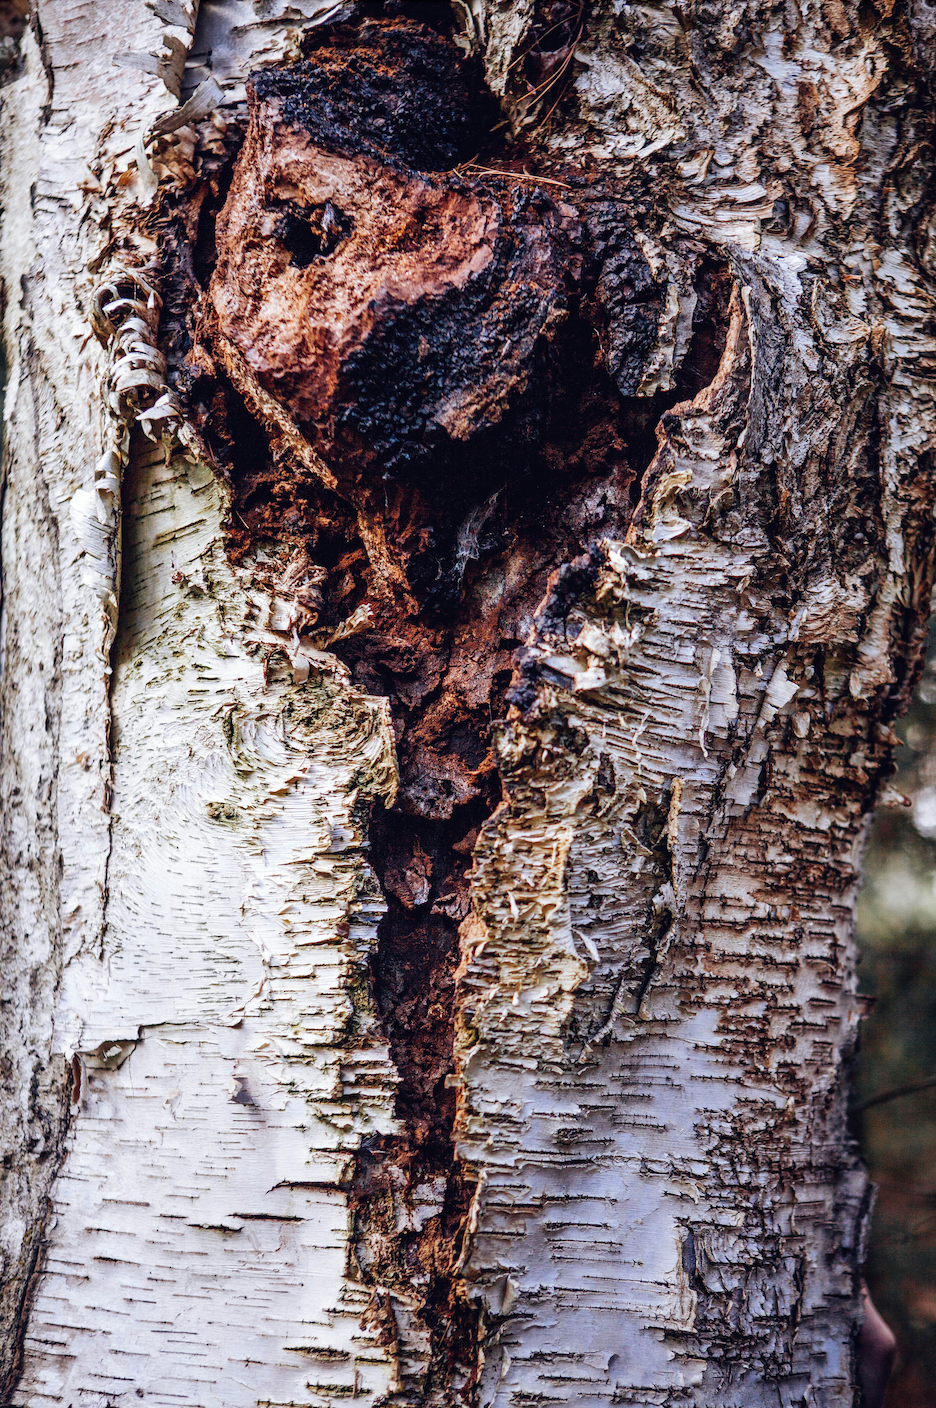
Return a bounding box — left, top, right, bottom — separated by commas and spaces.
0, 339, 73, 1398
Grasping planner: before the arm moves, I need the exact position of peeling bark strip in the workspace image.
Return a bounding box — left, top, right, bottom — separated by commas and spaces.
1, 2, 935, 1408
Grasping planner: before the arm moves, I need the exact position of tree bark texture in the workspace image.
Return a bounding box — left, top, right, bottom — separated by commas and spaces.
1, 1, 935, 1406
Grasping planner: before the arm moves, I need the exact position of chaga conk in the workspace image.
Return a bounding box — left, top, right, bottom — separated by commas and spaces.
199, 21, 577, 507
194, 17, 687, 527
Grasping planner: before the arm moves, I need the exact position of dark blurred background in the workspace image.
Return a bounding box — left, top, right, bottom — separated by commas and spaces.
856, 612, 936, 1408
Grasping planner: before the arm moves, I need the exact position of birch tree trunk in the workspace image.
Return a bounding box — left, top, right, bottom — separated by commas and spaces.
1, 1, 935, 1406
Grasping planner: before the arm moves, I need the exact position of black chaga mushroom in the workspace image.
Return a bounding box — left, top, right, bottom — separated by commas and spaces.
196, 18, 582, 513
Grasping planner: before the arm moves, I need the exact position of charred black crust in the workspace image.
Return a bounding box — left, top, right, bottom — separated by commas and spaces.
254, 18, 496, 174
329, 181, 580, 498
584, 199, 666, 396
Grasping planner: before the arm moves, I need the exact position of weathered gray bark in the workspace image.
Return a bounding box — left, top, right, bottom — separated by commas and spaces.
1, 2, 935, 1407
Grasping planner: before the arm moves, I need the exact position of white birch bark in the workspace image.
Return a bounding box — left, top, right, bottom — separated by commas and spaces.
0, 6, 404, 1404
1, 1, 935, 1406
